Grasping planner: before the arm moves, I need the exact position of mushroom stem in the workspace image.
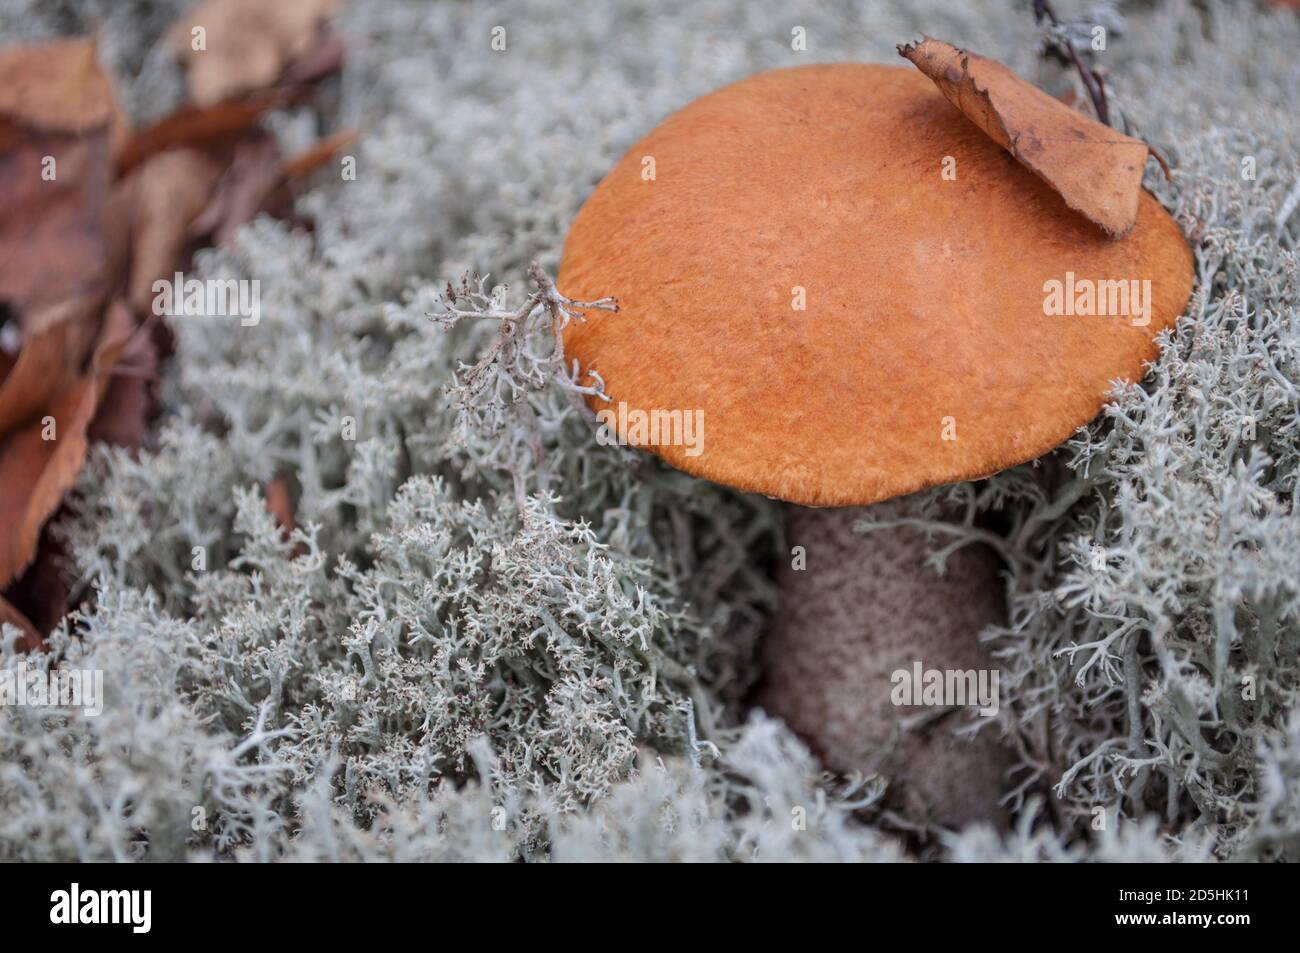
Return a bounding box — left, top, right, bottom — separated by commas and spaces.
758, 498, 1013, 830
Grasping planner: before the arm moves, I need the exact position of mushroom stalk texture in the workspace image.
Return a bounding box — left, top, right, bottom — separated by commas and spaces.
759, 500, 1012, 829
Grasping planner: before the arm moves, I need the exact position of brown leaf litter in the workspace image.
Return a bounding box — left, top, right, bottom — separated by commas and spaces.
0, 0, 353, 649
900, 36, 1152, 238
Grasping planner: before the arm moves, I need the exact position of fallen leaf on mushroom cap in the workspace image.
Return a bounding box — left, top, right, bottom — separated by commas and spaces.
559, 58, 1194, 824
168, 0, 345, 107
0, 300, 134, 588
559, 62, 1193, 507
900, 36, 1151, 238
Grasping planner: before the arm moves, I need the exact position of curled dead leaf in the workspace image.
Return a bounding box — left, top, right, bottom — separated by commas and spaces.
0, 300, 134, 588
168, 0, 345, 107
88, 317, 159, 452
0, 18, 351, 635
0, 129, 115, 329
122, 147, 226, 312
190, 129, 360, 246
0, 294, 107, 435
899, 36, 1151, 238
0, 38, 118, 136
114, 91, 288, 176
278, 33, 346, 88
190, 132, 287, 246
0, 80, 120, 437
0, 38, 124, 336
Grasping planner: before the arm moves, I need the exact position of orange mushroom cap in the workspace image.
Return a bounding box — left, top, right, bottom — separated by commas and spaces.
559, 63, 1194, 507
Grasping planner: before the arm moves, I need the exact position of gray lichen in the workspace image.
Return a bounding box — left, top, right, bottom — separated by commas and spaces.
1, 0, 1297, 861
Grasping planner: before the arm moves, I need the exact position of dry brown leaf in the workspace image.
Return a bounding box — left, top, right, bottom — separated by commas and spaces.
0, 40, 135, 600
278, 32, 346, 87
114, 91, 288, 175
0, 129, 115, 330
900, 36, 1150, 238
0, 378, 97, 587
264, 474, 308, 557
88, 319, 158, 451
0, 20, 350, 628
122, 147, 226, 312
0, 38, 123, 329
1, 529, 69, 653
0, 300, 133, 588
190, 133, 286, 246
264, 475, 297, 538
0, 295, 107, 435
168, 0, 345, 107
0, 333, 15, 385
0, 38, 117, 135
0, 38, 126, 439
0, 125, 120, 436
189, 128, 360, 245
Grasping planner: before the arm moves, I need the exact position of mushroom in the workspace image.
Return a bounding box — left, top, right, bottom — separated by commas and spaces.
558, 57, 1194, 827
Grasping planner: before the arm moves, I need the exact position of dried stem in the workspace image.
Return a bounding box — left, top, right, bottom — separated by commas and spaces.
1033, 0, 1111, 127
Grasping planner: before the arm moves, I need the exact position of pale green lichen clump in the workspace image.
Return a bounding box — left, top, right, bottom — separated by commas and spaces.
1, 0, 1297, 861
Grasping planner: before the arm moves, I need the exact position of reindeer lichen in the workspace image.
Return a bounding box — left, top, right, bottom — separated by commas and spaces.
1, 0, 1296, 862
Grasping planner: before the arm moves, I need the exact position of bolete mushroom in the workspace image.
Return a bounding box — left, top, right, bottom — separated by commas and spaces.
557, 48, 1194, 828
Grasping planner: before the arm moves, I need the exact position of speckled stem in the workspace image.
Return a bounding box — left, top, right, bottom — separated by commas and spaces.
759, 501, 1013, 830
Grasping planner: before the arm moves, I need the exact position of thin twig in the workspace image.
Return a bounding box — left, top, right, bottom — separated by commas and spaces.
1033, 0, 1111, 127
